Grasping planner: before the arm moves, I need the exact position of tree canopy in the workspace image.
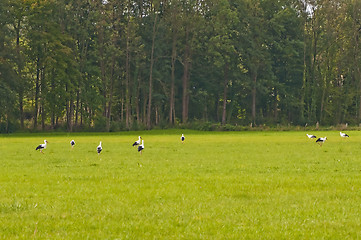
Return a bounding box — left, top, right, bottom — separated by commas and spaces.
1, 0, 360, 132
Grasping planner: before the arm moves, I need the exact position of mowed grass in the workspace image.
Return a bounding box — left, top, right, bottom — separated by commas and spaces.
1, 130, 361, 239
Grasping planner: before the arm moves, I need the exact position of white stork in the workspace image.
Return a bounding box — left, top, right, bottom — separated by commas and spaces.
97, 141, 102, 155
340, 132, 349, 138
316, 137, 327, 146
35, 140, 48, 153
132, 136, 142, 147
138, 140, 144, 155
306, 134, 317, 139
70, 140, 75, 148
181, 134, 185, 143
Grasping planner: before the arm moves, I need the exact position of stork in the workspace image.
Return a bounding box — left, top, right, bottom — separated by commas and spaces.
35, 140, 48, 153
132, 136, 142, 147
70, 140, 75, 148
316, 137, 327, 146
181, 134, 185, 143
138, 140, 144, 155
97, 141, 102, 155
340, 132, 349, 138
306, 134, 317, 139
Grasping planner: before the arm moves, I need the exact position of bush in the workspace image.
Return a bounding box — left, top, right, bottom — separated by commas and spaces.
94, 116, 107, 132
0, 121, 18, 133
0, 122, 7, 133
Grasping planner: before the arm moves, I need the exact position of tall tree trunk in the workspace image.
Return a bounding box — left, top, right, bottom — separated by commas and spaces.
169, 32, 177, 125
125, 18, 131, 129
147, 13, 158, 129
33, 58, 40, 129
51, 110, 55, 129
216, 97, 220, 122
251, 72, 257, 125
221, 64, 229, 125
19, 91, 24, 128
136, 74, 141, 124
319, 70, 326, 124
182, 28, 191, 123
310, 17, 318, 121
51, 73, 55, 129
353, 9, 361, 120
88, 108, 92, 128
155, 106, 159, 125
77, 28, 88, 128
16, 19, 24, 129
107, 54, 115, 132
68, 97, 74, 132
98, 15, 107, 118
5, 113, 9, 133
75, 89, 80, 127
80, 101, 83, 126
120, 93, 124, 123
66, 84, 73, 132
143, 92, 148, 124
300, 22, 307, 123
274, 89, 278, 121
40, 68, 45, 131
358, 68, 361, 121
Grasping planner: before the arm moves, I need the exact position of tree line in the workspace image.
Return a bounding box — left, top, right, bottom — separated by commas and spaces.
1, 0, 361, 132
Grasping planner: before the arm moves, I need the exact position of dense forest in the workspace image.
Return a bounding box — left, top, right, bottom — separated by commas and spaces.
1, 0, 361, 132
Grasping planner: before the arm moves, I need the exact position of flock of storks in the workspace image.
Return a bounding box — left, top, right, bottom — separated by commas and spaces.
34, 131, 349, 154
307, 132, 349, 146
35, 134, 186, 154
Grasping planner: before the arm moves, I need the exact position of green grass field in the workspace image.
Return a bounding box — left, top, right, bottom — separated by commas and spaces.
1, 130, 361, 239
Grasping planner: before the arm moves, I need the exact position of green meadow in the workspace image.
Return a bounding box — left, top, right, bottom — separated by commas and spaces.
1, 130, 361, 239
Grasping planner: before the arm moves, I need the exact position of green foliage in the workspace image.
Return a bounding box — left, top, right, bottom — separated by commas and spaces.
1, 0, 361, 131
